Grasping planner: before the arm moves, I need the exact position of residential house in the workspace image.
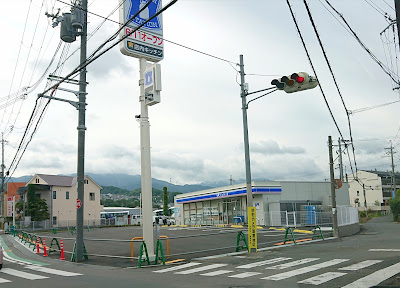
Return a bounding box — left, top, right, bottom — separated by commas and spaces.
19, 174, 103, 225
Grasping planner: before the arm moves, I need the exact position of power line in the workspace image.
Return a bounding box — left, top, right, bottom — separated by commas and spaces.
285, 0, 345, 140
325, 0, 400, 86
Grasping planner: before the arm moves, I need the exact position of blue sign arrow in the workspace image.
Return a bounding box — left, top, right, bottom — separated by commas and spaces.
145, 70, 153, 86
127, 0, 162, 31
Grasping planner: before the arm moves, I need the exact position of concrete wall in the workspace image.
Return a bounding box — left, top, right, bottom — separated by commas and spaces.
338, 222, 360, 237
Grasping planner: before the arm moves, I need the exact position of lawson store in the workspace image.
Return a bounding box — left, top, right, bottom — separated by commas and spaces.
174, 181, 350, 226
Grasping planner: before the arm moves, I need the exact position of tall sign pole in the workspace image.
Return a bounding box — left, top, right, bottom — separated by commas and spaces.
119, 0, 164, 259
76, 0, 88, 262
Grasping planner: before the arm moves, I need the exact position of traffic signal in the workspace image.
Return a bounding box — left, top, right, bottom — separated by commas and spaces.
271, 72, 319, 93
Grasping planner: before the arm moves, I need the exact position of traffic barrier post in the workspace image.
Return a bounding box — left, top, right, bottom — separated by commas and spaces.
60, 239, 65, 260
43, 239, 48, 257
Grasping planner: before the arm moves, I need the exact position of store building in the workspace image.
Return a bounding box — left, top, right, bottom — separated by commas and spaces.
174, 180, 350, 226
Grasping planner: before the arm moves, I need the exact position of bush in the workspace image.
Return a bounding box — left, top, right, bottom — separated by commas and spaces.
359, 211, 366, 218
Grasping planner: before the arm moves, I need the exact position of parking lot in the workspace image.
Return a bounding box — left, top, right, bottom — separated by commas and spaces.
14, 224, 326, 268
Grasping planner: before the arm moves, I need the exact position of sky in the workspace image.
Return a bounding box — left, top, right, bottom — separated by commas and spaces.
0, 0, 400, 186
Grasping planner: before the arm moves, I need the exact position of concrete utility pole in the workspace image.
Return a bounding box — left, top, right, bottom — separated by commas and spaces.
76, 0, 88, 262
1, 133, 5, 222
239, 55, 253, 208
139, 58, 155, 260
385, 141, 396, 197
338, 138, 344, 182
395, 0, 400, 51
328, 136, 339, 238
362, 183, 368, 217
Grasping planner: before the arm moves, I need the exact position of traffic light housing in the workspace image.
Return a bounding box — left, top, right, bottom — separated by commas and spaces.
271, 72, 319, 93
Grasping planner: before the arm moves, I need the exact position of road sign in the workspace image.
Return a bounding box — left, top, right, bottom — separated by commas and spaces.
247, 207, 257, 251
76, 199, 82, 209
144, 63, 161, 105
119, 0, 164, 62
7, 198, 13, 217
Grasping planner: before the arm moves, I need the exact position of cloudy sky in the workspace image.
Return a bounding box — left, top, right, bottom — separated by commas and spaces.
1, 0, 399, 185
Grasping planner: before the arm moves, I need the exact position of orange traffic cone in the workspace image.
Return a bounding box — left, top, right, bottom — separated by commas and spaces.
43, 239, 48, 257
60, 239, 65, 260
36, 237, 40, 254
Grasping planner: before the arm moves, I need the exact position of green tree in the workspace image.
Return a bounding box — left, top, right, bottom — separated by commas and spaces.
388, 189, 400, 221
163, 187, 169, 216
25, 184, 50, 221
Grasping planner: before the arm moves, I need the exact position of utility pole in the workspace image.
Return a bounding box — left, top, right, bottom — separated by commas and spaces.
395, 0, 400, 50
338, 138, 344, 182
1, 133, 5, 224
385, 141, 396, 197
363, 183, 368, 217
76, 0, 87, 262
328, 136, 339, 238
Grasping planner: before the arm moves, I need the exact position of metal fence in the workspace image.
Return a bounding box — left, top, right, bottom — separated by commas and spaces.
267, 206, 359, 228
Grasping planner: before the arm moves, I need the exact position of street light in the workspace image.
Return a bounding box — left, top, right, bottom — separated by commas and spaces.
239, 55, 319, 252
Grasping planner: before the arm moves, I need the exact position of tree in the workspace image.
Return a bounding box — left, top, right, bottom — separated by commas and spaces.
388, 189, 400, 222
163, 187, 169, 216
25, 184, 50, 221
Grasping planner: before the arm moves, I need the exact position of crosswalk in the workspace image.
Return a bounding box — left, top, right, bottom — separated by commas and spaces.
152, 256, 397, 287
0, 251, 82, 284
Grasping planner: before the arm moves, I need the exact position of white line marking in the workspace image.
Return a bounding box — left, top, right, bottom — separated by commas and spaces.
228, 272, 262, 278
266, 258, 320, 270
175, 264, 228, 275
261, 259, 349, 281
25, 266, 83, 276
339, 260, 383, 271
1, 268, 48, 280
153, 262, 201, 273
342, 262, 400, 288
236, 257, 291, 269
0, 278, 11, 284
369, 249, 400, 252
298, 272, 347, 285
200, 270, 233, 276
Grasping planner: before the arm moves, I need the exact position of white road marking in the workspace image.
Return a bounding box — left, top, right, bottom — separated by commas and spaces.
261, 259, 349, 281
236, 257, 291, 269
228, 272, 262, 278
153, 262, 202, 273
369, 249, 400, 252
175, 264, 228, 275
0, 278, 11, 283
200, 270, 233, 276
25, 266, 83, 276
1, 268, 48, 280
266, 258, 320, 270
298, 272, 347, 285
342, 262, 400, 288
339, 260, 383, 271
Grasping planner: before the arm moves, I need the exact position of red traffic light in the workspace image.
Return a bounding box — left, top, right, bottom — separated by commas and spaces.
290, 73, 304, 83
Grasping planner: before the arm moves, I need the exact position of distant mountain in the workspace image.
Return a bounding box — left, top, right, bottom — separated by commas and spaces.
10, 173, 212, 193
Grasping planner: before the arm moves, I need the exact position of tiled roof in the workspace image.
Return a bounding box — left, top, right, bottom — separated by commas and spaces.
36, 174, 76, 187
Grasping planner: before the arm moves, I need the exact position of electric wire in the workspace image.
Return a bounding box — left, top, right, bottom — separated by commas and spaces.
285, 0, 345, 140
303, 0, 359, 177
325, 0, 400, 86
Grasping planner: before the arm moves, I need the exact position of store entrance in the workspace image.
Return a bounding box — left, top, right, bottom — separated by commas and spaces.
222, 197, 244, 224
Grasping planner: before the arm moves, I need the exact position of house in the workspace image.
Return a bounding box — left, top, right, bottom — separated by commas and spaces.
347, 170, 399, 211
19, 174, 103, 225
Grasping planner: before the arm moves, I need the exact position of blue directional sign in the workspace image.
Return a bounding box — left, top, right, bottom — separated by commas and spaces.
126, 0, 163, 35
145, 70, 153, 87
